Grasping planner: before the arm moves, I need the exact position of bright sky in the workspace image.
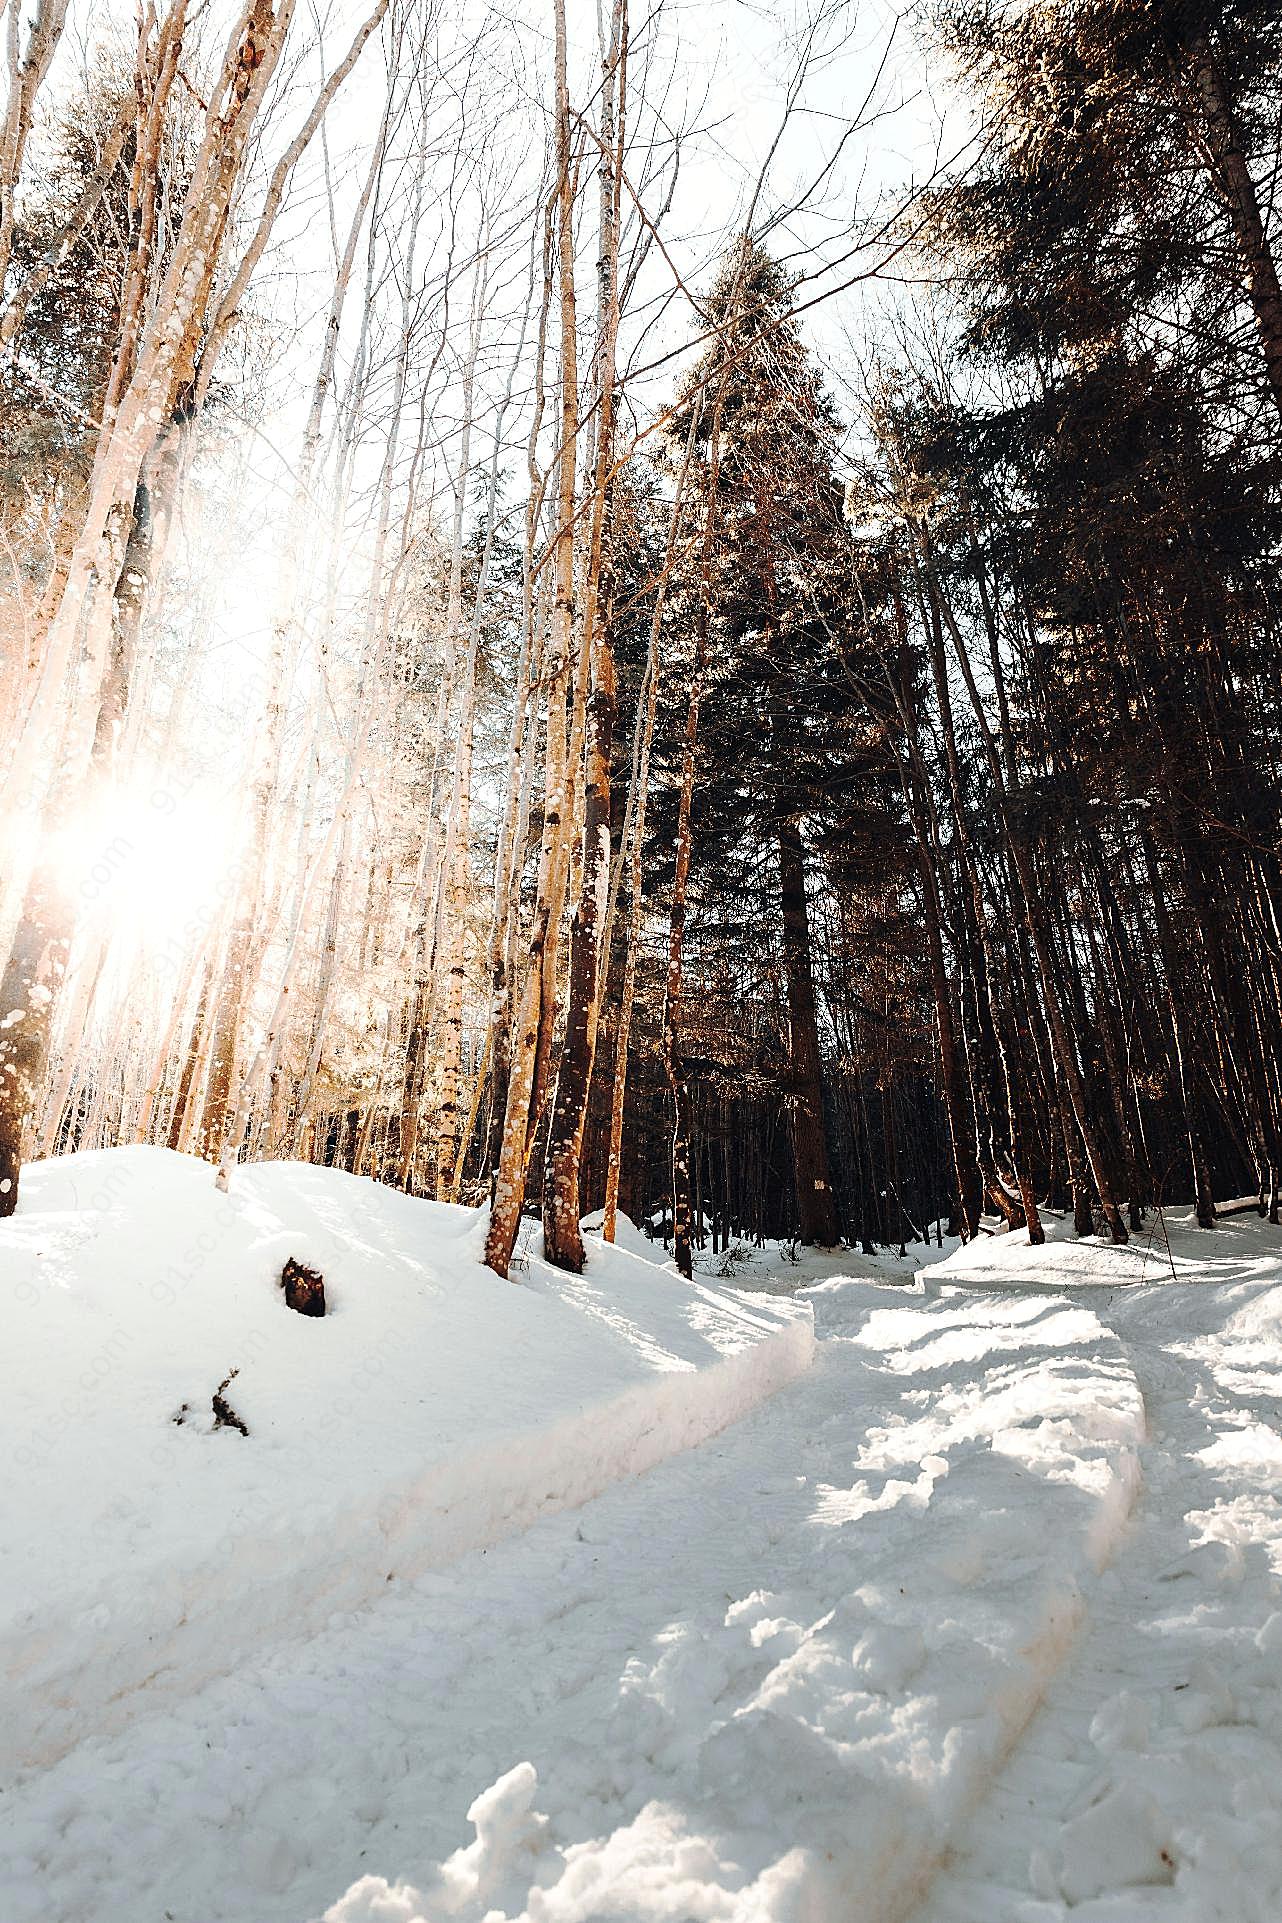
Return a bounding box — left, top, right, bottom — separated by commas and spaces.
44, 0, 958, 428
258, 0, 960, 394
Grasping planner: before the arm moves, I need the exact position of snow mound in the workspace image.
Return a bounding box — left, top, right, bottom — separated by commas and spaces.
923, 1201, 1282, 1296
1, 1148, 812, 1772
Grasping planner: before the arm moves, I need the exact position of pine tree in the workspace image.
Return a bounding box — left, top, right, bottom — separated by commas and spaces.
660, 240, 906, 1249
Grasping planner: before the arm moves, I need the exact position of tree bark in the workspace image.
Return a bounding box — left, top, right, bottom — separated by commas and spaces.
484, 0, 579, 1278
543, 0, 627, 1270
1188, 37, 1282, 430
776, 822, 840, 1246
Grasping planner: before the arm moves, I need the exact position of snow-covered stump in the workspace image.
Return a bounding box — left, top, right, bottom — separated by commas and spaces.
281, 1257, 326, 1316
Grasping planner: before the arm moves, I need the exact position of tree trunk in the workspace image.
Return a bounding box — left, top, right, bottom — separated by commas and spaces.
1189, 37, 1282, 430
543, 0, 627, 1270
484, 0, 579, 1278
776, 823, 840, 1246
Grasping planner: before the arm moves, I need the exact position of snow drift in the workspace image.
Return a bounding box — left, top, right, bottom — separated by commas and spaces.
1, 1147, 812, 1773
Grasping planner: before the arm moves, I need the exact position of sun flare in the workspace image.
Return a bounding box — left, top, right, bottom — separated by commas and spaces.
47, 778, 244, 957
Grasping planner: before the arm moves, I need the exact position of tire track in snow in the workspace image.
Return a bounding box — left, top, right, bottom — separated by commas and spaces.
910, 1277, 1282, 1922
316, 1285, 1145, 1923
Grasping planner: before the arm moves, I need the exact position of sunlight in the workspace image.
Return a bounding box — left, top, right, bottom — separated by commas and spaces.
47, 777, 244, 956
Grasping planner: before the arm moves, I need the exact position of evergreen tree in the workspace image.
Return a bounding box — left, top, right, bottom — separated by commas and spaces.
655, 240, 912, 1249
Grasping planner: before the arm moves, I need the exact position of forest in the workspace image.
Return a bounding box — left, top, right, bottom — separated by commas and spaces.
3, 0, 1281, 1276
9, 6, 1282, 1921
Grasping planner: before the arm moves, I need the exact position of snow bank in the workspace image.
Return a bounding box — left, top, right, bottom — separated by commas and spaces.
921, 1200, 1282, 1294
694, 1232, 959, 1297
1, 1148, 812, 1773
319, 1274, 1145, 1923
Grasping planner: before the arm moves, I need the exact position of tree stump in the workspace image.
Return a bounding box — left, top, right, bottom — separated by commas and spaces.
281, 1256, 326, 1317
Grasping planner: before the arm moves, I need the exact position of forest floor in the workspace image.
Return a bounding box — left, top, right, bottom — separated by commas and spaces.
3, 1157, 1281, 1922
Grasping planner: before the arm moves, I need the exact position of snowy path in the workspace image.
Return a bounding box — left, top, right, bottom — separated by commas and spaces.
3, 1270, 1142, 1923
914, 1230, 1282, 1922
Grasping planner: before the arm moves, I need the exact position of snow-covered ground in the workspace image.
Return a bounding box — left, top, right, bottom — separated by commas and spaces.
920, 1212, 1282, 1923
1, 1149, 810, 1772
3, 1162, 1282, 1923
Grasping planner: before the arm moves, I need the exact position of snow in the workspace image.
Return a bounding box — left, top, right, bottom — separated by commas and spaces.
1, 1147, 811, 1773
311, 1271, 1143, 1923
908, 1207, 1282, 1923
4, 1178, 1282, 1923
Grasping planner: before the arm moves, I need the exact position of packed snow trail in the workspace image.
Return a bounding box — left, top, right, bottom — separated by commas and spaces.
913, 1219, 1282, 1922
2, 1255, 1143, 1923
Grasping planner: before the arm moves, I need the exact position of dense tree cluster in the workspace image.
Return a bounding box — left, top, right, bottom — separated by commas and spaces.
1, 0, 1278, 1271
593, 1, 1282, 1255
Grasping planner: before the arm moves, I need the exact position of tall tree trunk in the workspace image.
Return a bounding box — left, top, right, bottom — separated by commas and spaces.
664, 652, 702, 1280
543, 0, 627, 1270
484, 0, 579, 1278
600, 411, 701, 1242
1188, 37, 1282, 430
776, 822, 840, 1246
